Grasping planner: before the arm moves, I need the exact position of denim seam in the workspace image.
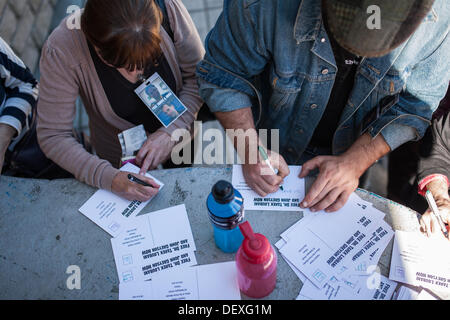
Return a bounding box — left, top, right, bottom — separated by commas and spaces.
371, 113, 431, 142
243, 0, 266, 58
294, 0, 322, 43
333, 44, 405, 143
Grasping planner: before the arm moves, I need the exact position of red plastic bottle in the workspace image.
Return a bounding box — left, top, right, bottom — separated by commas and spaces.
235, 221, 277, 298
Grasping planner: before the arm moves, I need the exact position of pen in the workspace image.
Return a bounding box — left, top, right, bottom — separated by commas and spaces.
424, 190, 449, 239
127, 174, 153, 187
258, 146, 284, 191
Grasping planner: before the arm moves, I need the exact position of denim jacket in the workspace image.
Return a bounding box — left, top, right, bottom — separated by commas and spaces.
196, 0, 450, 164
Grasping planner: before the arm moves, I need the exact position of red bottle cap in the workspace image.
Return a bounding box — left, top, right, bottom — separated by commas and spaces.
239, 221, 270, 263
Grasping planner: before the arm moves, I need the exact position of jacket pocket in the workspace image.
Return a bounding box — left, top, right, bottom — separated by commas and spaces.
268, 68, 304, 113
374, 70, 405, 96
365, 69, 405, 121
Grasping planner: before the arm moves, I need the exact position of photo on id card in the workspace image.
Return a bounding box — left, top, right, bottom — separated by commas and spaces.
135, 72, 187, 128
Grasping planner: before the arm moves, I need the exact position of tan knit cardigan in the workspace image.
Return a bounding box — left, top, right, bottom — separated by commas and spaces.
37, 0, 205, 191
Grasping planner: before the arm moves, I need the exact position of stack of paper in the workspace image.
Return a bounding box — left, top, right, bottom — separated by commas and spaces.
232, 165, 305, 211
296, 273, 396, 300
78, 163, 164, 237
276, 193, 397, 300
111, 204, 198, 284
78, 166, 200, 287
119, 261, 241, 300
78, 163, 243, 300
389, 230, 450, 294
394, 285, 438, 300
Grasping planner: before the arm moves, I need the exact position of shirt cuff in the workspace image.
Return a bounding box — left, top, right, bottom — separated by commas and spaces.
0, 115, 20, 137
379, 123, 417, 151
198, 78, 253, 113
99, 165, 121, 191
418, 174, 450, 197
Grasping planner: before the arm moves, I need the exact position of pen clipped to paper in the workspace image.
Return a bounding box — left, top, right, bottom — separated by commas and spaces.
424, 190, 449, 239
128, 174, 159, 188
258, 146, 284, 191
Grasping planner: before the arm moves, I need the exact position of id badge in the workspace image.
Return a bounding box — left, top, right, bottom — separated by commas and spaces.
135, 72, 187, 128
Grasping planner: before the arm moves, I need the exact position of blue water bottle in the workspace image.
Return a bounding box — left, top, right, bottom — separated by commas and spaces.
207, 180, 245, 253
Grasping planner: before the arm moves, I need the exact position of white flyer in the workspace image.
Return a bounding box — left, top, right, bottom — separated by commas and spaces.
232, 165, 305, 211
280, 197, 393, 289
78, 163, 164, 237
279, 193, 376, 242
297, 273, 397, 300
394, 285, 439, 300
416, 289, 439, 300
111, 204, 197, 283
389, 230, 450, 293
119, 262, 241, 300
394, 285, 421, 300
275, 238, 308, 283
339, 222, 394, 278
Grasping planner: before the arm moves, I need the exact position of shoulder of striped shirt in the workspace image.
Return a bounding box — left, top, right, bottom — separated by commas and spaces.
0, 37, 38, 98
0, 37, 37, 141
0, 37, 27, 70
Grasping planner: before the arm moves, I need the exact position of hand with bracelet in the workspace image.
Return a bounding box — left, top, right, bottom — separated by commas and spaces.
419, 176, 450, 239
417, 110, 450, 239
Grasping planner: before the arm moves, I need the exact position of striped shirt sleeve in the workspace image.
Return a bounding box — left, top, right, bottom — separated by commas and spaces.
0, 36, 39, 141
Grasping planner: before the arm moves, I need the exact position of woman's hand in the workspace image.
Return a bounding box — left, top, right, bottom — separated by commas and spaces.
136, 130, 177, 175
111, 171, 160, 202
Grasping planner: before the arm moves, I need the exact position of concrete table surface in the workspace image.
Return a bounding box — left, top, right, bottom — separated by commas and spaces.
0, 166, 443, 300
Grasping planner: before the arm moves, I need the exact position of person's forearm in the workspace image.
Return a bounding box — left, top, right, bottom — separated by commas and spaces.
0, 123, 16, 151
214, 107, 256, 132
418, 114, 450, 182
342, 133, 391, 176
215, 107, 260, 163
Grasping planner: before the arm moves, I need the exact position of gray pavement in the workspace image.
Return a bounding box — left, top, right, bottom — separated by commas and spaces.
1, 166, 440, 300
0, 167, 301, 300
